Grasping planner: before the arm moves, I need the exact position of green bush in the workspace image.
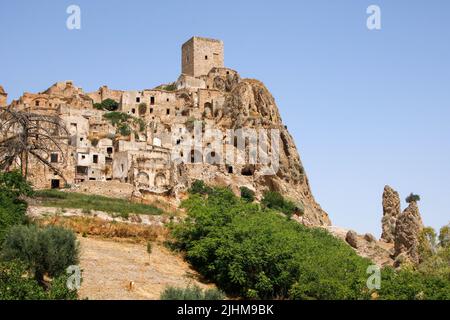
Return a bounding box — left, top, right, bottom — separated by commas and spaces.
406, 193, 421, 203
189, 180, 213, 195
138, 103, 147, 115
0, 171, 32, 242
160, 285, 225, 300
172, 187, 371, 299
261, 191, 301, 217
1, 225, 79, 282
0, 261, 77, 300
439, 225, 450, 248
240, 187, 255, 202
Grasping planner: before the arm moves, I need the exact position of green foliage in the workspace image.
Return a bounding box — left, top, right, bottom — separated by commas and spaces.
419, 227, 438, 261
93, 103, 103, 110
1, 225, 79, 281
261, 191, 301, 217
0, 261, 77, 300
100, 98, 119, 111
133, 117, 146, 132
376, 266, 450, 300
118, 123, 132, 136
0, 171, 31, 242
172, 187, 372, 299
158, 83, 177, 92
103, 112, 132, 126
189, 180, 213, 195
240, 187, 255, 202
160, 285, 225, 300
406, 193, 421, 203
34, 189, 163, 217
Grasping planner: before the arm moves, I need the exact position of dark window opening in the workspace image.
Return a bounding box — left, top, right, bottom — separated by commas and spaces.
131, 108, 136, 114
166, 109, 170, 115
205, 55, 208, 60
80, 137, 84, 141
241, 165, 255, 176
227, 166, 233, 174
136, 97, 140, 103
35, 101, 40, 106
150, 97, 155, 105
93, 154, 98, 164
76, 166, 88, 175
107, 147, 113, 154
50, 153, 58, 163
226, 71, 230, 75
176, 139, 181, 145
89, 178, 96, 181
51, 179, 60, 189
150, 108, 153, 114
81, 155, 86, 160
106, 157, 113, 164
166, 98, 169, 102
106, 178, 112, 181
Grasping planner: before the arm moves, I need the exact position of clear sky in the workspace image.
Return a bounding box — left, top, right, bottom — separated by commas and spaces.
1, 0, 449, 235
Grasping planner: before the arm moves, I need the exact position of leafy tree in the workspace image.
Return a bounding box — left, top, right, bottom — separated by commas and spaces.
439, 224, 450, 248
160, 285, 225, 300
1, 225, 79, 282
261, 191, 301, 217
0, 260, 77, 300
240, 186, 255, 202
419, 227, 438, 261
406, 193, 421, 203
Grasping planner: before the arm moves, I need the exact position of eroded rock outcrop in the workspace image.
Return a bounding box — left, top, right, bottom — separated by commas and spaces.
393, 201, 424, 265
381, 185, 401, 243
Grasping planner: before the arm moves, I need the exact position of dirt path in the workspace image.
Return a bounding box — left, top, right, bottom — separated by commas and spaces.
77, 236, 212, 300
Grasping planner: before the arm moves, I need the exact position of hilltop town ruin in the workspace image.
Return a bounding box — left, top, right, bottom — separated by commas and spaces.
0, 36, 330, 226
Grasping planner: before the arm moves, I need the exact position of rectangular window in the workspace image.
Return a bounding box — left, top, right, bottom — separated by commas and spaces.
150, 97, 155, 105
50, 153, 58, 163
150, 108, 153, 114
166, 109, 170, 115
93, 154, 98, 164
136, 97, 140, 103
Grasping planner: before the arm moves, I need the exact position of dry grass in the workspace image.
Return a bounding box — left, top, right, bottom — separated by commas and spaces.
37, 216, 169, 243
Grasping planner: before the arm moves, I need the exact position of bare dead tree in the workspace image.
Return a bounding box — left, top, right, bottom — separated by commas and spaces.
0, 107, 70, 184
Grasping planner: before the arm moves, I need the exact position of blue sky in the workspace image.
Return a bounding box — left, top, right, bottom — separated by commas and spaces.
1, 0, 449, 235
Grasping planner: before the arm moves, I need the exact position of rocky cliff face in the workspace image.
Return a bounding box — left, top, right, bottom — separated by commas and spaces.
209, 77, 330, 226
381, 185, 401, 243
393, 201, 424, 265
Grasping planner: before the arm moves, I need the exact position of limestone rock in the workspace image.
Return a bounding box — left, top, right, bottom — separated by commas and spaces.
346, 230, 359, 248
364, 233, 377, 243
381, 185, 401, 243
393, 201, 424, 265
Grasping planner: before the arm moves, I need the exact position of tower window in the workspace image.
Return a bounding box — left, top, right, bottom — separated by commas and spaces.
150, 97, 155, 105
136, 97, 140, 103
93, 154, 98, 164
166, 109, 170, 115
205, 55, 208, 60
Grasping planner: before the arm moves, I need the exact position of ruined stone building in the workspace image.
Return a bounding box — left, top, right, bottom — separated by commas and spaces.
1, 36, 331, 226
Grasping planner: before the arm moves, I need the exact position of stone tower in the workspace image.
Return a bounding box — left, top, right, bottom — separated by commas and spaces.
181, 36, 224, 78
0, 85, 7, 107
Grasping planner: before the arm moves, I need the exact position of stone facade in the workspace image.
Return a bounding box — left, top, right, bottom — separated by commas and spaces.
182, 37, 224, 78
3, 37, 330, 226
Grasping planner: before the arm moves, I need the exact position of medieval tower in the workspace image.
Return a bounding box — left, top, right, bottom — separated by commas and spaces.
181, 36, 224, 77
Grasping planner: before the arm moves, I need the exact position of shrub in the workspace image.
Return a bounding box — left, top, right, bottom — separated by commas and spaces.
118, 123, 131, 136
406, 193, 421, 203
189, 180, 213, 195
138, 103, 147, 115
439, 225, 450, 248
261, 191, 301, 217
101, 98, 119, 111
1, 225, 79, 282
240, 187, 255, 202
172, 187, 371, 299
160, 285, 225, 300
0, 260, 77, 300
